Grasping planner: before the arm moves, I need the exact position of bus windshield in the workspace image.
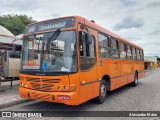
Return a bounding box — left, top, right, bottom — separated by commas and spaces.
21, 30, 77, 73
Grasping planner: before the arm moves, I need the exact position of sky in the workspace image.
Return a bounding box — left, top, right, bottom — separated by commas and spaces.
0, 0, 160, 56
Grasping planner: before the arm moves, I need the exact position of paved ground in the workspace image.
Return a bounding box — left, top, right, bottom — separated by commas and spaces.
0, 80, 29, 109
0, 69, 160, 120
0, 81, 19, 105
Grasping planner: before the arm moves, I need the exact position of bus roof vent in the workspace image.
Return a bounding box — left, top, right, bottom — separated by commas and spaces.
90, 20, 95, 23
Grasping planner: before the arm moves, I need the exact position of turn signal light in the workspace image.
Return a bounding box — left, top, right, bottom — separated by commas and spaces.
70, 86, 77, 91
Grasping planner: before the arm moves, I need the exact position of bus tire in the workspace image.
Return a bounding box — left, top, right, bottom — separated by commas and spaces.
132, 73, 138, 87
93, 79, 107, 104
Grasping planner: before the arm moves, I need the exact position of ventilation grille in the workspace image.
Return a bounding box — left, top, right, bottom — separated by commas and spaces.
24, 77, 61, 91
25, 78, 41, 82
31, 92, 51, 101
30, 83, 54, 91
25, 77, 61, 83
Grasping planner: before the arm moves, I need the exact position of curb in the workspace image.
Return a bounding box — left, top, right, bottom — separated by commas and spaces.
0, 99, 31, 109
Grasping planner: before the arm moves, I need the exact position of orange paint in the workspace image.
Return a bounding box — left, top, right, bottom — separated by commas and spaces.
19, 16, 145, 105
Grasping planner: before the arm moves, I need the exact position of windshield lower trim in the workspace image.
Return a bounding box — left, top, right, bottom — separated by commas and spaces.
20, 70, 77, 76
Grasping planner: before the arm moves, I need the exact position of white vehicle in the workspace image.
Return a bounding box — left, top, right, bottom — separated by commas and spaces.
0, 25, 22, 81
0, 44, 21, 80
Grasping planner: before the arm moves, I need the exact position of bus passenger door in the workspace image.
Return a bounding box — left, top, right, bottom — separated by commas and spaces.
78, 27, 98, 103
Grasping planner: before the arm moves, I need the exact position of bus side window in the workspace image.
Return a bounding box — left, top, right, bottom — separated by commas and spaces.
140, 50, 144, 61
110, 38, 120, 59
135, 48, 137, 60
126, 45, 132, 60
120, 42, 126, 59
79, 31, 84, 56
79, 31, 96, 71
130, 46, 133, 60
98, 33, 110, 58
132, 47, 136, 60
137, 49, 140, 61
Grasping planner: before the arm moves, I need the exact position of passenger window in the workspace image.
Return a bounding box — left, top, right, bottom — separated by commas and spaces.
120, 42, 126, 59
140, 50, 144, 61
137, 49, 140, 61
132, 47, 136, 60
126, 45, 132, 60
110, 38, 120, 59
79, 31, 95, 57
79, 31, 96, 71
98, 33, 110, 58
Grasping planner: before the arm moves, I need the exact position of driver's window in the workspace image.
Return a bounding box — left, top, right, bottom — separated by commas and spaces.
79, 31, 95, 58
79, 31, 96, 71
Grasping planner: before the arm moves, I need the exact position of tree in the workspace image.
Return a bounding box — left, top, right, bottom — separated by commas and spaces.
0, 14, 35, 35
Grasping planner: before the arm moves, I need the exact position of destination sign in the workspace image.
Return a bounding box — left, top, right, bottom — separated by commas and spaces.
24, 17, 75, 34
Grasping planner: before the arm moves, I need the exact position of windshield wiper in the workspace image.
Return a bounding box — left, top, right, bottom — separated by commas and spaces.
48, 28, 61, 45
40, 29, 61, 71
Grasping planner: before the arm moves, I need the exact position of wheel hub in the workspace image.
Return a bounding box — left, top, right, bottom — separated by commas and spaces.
100, 85, 106, 98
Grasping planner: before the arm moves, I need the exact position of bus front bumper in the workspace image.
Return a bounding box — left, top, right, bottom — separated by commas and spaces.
19, 87, 79, 105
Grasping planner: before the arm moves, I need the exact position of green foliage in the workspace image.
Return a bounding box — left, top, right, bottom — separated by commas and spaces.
0, 14, 35, 35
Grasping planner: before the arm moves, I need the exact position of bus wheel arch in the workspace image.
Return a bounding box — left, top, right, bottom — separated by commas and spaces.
132, 70, 138, 86
102, 75, 111, 91
93, 79, 107, 104
135, 70, 138, 79
92, 75, 110, 104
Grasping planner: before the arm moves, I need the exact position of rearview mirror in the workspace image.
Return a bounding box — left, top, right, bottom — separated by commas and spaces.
87, 34, 92, 44
79, 31, 92, 45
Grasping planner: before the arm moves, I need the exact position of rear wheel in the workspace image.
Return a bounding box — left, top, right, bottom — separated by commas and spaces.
132, 73, 138, 86
93, 79, 107, 104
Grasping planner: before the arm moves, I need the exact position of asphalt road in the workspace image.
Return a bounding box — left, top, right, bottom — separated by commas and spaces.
1, 68, 160, 120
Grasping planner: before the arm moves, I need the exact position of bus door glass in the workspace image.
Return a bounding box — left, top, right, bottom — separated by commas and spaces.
78, 24, 97, 101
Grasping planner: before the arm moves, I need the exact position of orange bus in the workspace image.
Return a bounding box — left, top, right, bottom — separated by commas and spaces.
19, 16, 145, 105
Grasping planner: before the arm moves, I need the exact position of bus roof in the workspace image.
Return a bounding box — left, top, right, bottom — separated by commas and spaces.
26, 16, 143, 50
76, 16, 143, 50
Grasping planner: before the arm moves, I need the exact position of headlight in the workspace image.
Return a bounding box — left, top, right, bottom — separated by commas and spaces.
58, 86, 61, 90
24, 84, 28, 88
64, 86, 68, 90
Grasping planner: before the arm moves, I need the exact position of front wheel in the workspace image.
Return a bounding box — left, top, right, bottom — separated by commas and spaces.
93, 79, 107, 104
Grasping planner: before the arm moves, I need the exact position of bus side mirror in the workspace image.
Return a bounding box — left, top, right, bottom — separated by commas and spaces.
87, 34, 92, 44
79, 31, 85, 43
79, 32, 92, 44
